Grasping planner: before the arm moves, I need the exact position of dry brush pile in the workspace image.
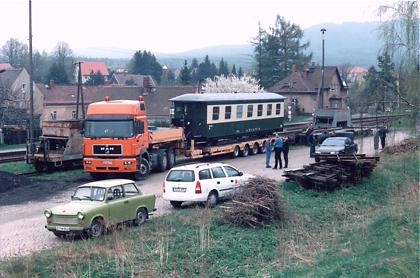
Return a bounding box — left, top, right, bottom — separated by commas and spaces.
222, 176, 288, 228
384, 138, 419, 155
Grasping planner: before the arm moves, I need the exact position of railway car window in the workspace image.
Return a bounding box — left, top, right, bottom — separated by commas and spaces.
275, 103, 281, 115
257, 104, 263, 117
212, 107, 220, 120
199, 169, 212, 180
225, 106, 232, 120
211, 167, 226, 178
236, 105, 243, 119
247, 105, 253, 118
267, 104, 272, 116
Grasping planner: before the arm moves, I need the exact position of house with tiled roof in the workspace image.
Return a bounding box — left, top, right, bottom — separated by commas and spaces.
39, 84, 198, 123
74, 61, 110, 84
268, 64, 348, 114
110, 73, 156, 95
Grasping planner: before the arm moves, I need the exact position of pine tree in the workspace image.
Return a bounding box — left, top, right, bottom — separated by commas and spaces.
218, 58, 229, 76
231, 64, 237, 76
238, 67, 244, 77
179, 60, 192, 85
197, 55, 212, 80
128, 50, 162, 83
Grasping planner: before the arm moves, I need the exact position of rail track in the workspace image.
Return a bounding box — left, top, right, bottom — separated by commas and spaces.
0, 114, 403, 165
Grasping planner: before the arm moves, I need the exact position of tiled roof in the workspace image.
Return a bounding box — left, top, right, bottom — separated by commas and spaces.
0, 63, 12, 70
40, 85, 198, 117
80, 61, 109, 76
111, 73, 156, 87
0, 68, 23, 87
269, 66, 344, 94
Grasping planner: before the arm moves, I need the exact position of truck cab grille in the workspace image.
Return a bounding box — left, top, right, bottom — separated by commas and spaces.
93, 145, 122, 155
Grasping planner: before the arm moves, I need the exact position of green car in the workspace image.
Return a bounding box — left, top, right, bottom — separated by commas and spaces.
44, 179, 156, 238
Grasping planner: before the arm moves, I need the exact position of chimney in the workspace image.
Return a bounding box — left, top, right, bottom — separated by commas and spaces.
291, 64, 297, 72
49, 80, 55, 88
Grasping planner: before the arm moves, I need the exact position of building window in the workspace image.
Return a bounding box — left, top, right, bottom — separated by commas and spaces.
267, 104, 272, 116
275, 103, 281, 115
236, 105, 243, 119
257, 104, 263, 117
247, 105, 253, 118
225, 106, 231, 120
72, 111, 76, 119
212, 106, 220, 121
51, 111, 57, 120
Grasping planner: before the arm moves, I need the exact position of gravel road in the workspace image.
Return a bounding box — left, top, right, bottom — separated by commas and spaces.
0, 131, 411, 258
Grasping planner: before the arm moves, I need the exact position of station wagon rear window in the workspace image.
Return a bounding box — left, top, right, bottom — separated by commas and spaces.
199, 169, 212, 180
211, 167, 226, 178
166, 170, 195, 182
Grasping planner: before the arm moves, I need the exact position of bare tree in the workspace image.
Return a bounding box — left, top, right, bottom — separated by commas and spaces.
0, 77, 28, 128
201, 75, 264, 94
1, 38, 29, 69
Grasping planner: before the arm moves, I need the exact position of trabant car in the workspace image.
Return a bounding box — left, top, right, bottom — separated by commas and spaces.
44, 179, 156, 238
162, 162, 253, 208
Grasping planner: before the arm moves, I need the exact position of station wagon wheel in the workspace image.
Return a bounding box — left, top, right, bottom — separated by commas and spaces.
206, 192, 218, 208
232, 145, 240, 158
89, 218, 104, 238
134, 208, 148, 226
240, 145, 249, 157
251, 143, 259, 155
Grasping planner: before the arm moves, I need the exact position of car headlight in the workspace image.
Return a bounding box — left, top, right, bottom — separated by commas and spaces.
44, 209, 52, 218
315, 151, 321, 154
330, 151, 338, 154
85, 160, 92, 164
77, 212, 85, 220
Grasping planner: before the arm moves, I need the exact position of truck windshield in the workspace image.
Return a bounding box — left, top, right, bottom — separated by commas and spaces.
84, 120, 133, 138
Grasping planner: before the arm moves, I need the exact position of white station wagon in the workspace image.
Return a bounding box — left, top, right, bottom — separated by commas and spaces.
162, 162, 253, 208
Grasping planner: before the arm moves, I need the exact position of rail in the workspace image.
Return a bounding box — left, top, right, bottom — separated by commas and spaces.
0, 150, 26, 164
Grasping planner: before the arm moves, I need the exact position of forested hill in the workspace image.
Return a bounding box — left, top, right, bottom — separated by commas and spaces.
75, 22, 381, 69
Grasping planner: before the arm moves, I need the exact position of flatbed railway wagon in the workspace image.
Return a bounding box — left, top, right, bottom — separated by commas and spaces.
27, 120, 83, 172
83, 93, 286, 180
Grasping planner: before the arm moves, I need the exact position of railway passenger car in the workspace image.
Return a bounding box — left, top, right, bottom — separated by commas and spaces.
170, 92, 286, 142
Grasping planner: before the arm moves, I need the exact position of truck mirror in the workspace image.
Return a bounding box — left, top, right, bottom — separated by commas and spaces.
79, 120, 85, 134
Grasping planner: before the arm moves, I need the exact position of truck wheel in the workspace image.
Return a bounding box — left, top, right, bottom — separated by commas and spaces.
89, 218, 105, 238
134, 158, 150, 180
251, 143, 259, 155
133, 208, 147, 226
259, 142, 266, 154
206, 191, 218, 208
157, 151, 168, 172
232, 145, 240, 158
241, 145, 249, 157
170, 201, 183, 208
34, 161, 44, 172
167, 149, 175, 170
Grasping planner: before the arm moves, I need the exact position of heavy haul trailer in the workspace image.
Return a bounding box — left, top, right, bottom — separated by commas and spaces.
83, 93, 286, 180
27, 120, 83, 172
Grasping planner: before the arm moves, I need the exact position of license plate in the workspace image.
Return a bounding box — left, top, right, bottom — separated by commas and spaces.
172, 187, 186, 193
102, 161, 112, 165
56, 226, 70, 232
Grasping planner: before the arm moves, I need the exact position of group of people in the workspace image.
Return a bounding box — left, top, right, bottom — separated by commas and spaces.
263, 134, 289, 169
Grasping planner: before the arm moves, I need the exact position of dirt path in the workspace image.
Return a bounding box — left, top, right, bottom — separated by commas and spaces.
0, 130, 411, 258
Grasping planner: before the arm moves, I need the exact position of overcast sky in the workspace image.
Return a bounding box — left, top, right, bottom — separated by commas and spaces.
2, 0, 385, 54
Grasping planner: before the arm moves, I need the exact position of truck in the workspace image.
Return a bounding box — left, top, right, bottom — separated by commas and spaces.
27, 120, 83, 172
83, 93, 286, 180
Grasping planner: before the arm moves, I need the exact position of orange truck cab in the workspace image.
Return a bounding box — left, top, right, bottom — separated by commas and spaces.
82, 96, 182, 180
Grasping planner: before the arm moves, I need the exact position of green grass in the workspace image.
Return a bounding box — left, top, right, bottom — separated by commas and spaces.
0, 161, 35, 174
1, 151, 418, 277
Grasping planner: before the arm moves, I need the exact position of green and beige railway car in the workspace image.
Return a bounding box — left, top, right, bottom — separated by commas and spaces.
170, 92, 286, 143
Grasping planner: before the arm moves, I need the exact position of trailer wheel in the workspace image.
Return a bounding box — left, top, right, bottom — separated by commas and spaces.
259, 142, 266, 154
232, 145, 240, 158
251, 143, 259, 155
241, 144, 249, 157
157, 151, 168, 172
167, 149, 175, 169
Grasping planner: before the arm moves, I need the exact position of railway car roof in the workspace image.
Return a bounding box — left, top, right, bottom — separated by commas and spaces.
170, 92, 285, 103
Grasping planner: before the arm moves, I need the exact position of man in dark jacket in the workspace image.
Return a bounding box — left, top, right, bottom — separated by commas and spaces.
378, 125, 389, 149
282, 136, 290, 168
273, 134, 283, 169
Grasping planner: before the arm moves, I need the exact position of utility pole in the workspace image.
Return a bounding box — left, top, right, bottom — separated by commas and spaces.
28, 0, 35, 154
75, 61, 84, 119
317, 28, 326, 109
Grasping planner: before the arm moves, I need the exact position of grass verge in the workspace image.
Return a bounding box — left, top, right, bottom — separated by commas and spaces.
1, 151, 418, 277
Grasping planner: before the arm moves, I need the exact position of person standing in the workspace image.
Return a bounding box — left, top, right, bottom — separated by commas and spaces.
373, 128, 380, 152
378, 125, 388, 149
273, 134, 283, 169
283, 136, 290, 168
263, 136, 273, 168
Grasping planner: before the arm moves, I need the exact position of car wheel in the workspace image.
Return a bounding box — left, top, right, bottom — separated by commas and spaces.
241, 145, 249, 157
89, 218, 105, 238
206, 192, 218, 208
133, 208, 148, 226
167, 149, 175, 169
251, 143, 259, 155
170, 201, 183, 208
157, 151, 168, 172
232, 145, 240, 158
